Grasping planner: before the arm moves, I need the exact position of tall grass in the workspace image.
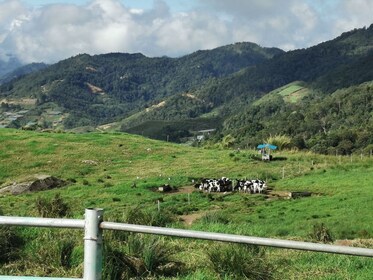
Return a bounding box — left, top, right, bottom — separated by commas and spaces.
207, 243, 273, 280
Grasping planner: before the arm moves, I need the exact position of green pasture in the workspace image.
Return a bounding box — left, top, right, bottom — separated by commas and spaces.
254, 81, 310, 106
0, 128, 372, 279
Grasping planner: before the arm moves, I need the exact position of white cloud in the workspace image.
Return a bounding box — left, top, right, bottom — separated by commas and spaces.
153, 11, 230, 56
0, 0, 371, 63
333, 0, 373, 34
0, 0, 28, 44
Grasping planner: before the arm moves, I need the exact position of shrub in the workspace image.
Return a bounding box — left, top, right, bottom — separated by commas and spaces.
24, 229, 81, 275
35, 193, 70, 218
309, 223, 334, 243
82, 179, 90, 186
0, 207, 24, 264
103, 234, 183, 279
264, 134, 292, 150
60, 240, 75, 269
152, 210, 176, 227
125, 206, 175, 227
207, 243, 273, 279
127, 234, 183, 277
0, 226, 24, 263
103, 243, 132, 280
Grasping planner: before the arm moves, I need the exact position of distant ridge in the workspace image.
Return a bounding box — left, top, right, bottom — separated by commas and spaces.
1, 24, 373, 153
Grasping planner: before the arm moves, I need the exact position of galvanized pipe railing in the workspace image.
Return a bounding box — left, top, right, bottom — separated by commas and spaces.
0, 216, 84, 229
1, 208, 373, 280
100, 222, 373, 257
0, 208, 102, 280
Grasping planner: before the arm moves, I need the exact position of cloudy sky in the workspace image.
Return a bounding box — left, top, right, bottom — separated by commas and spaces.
0, 0, 372, 63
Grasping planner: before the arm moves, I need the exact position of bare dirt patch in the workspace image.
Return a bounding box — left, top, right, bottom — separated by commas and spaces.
151, 185, 195, 195
180, 212, 206, 226
146, 101, 166, 112
175, 185, 195, 194
86, 83, 105, 95
1, 98, 37, 106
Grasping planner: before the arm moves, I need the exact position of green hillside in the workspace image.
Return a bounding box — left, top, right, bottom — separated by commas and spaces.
0, 55, 22, 79
223, 80, 373, 154
0, 128, 373, 279
0, 42, 281, 130
253, 81, 311, 106
0, 25, 373, 153
0, 62, 48, 85
123, 117, 222, 143
118, 25, 373, 146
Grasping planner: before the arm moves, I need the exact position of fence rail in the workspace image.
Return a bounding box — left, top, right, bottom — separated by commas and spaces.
1, 208, 373, 280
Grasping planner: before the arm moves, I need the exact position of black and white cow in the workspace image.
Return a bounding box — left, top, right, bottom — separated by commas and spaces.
194, 177, 233, 192
234, 179, 267, 194
195, 178, 267, 194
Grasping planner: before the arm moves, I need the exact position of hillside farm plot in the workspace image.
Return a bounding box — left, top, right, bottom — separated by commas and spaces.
277, 84, 309, 103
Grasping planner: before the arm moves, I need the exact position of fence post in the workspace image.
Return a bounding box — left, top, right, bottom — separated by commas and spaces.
83, 208, 104, 280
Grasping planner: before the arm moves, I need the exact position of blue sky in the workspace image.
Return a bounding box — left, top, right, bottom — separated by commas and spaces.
1, 0, 372, 63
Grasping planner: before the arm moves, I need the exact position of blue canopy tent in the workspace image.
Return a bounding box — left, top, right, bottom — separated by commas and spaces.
257, 143, 277, 160
257, 144, 277, 150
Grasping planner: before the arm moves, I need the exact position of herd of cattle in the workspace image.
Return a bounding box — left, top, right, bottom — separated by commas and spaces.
194, 177, 268, 194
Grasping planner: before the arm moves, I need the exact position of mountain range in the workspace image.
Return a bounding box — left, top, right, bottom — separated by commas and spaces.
1, 24, 372, 154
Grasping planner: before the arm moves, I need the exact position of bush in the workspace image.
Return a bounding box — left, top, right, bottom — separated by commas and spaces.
25, 229, 81, 275
309, 223, 334, 243
264, 134, 292, 150
82, 179, 90, 186
127, 234, 183, 277
103, 243, 132, 280
0, 226, 24, 263
103, 234, 183, 279
125, 206, 175, 227
35, 193, 70, 218
207, 243, 273, 279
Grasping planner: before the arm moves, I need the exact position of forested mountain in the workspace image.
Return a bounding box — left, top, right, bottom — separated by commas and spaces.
0, 24, 373, 153
0, 42, 281, 129
0, 55, 22, 79
222, 80, 373, 154
0, 63, 48, 85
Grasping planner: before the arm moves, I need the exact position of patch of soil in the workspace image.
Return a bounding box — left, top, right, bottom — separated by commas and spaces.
266, 190, 291, 200
150, 185, 195, 195
174, 185, 195, 194
180, 212, 206, 226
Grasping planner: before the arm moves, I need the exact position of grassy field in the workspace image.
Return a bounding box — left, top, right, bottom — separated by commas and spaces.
254, 81, 310, 106
0, 128, 372, 279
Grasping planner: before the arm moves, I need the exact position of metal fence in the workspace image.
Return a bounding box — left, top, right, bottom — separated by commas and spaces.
1, 208, 373, 280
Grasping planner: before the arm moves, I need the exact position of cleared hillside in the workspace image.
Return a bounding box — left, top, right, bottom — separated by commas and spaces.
0, 128, 372, 278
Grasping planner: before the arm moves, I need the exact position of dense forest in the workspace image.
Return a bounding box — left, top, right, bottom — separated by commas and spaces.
0, 24, 373, 153
222, 81, 373, 154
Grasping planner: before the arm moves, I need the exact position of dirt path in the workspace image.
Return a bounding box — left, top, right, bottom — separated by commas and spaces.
175, 185, 195, 194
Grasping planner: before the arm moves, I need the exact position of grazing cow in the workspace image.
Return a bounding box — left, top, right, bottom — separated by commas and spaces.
234, 179, 267, 194
195, 177, 266, 194
218, 177, 233, 192
194, 177, 233, 192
